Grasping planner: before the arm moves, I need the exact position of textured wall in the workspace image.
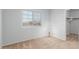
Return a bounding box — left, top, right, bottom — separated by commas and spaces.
2, 9, 50, 46
50, 9, 66, 40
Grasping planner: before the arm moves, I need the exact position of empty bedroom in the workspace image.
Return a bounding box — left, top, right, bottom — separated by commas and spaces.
0, 9, 79, 49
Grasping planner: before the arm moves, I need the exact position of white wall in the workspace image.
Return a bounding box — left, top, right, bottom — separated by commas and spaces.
2, 9, 50, 46
2, 9, 67, 46
50, 9, 66, 40
0, 9, 2, 48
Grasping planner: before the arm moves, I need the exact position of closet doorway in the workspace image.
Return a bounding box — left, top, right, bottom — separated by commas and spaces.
66, 9, 79, 41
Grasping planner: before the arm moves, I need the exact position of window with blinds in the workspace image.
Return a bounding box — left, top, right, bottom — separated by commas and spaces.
22, 10, 41, 27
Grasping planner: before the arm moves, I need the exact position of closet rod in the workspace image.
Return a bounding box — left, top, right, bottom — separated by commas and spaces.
66, 18, 79, 19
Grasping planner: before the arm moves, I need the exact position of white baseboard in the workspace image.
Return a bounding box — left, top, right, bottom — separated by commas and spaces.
2, 35, 48, 46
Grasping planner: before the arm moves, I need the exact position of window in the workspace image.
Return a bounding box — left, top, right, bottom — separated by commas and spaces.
32, 12, 41, 25
22, 10, 41, 27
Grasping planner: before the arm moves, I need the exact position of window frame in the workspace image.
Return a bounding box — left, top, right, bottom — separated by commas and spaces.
22, 10, 41, 28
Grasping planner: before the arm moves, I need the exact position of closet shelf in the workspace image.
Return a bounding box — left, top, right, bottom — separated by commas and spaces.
66, 17, 79, 19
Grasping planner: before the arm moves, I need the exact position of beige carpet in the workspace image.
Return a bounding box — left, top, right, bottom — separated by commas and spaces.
2, 36, 79, 49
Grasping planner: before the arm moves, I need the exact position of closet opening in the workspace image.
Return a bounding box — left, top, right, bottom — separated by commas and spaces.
66, 9, 79, 41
